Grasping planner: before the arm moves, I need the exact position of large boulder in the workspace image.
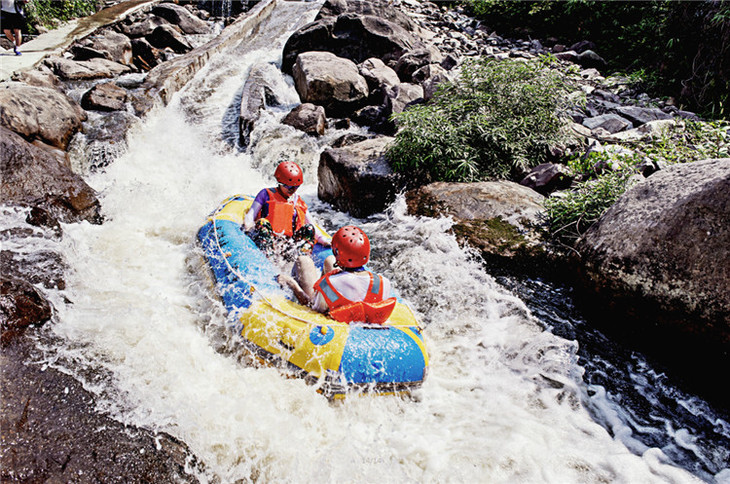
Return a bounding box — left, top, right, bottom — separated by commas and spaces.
72, 30, 133, 66
281, 13, 417, 74
0, 127, 102, 224
43, 56, 133, 81
81, 82, 128, 112
576, 158, 730, 386
0, 83, 86, 149
315, 0, 418, 31
318, 137, 400, 217
293, 51, 368, 117
146, 24, 192, 54
406, 181, 547, 270
151, 3, 210, 35
239, 63, 285, 147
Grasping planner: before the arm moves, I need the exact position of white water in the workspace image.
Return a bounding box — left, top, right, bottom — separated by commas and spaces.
33, 1, 718, 482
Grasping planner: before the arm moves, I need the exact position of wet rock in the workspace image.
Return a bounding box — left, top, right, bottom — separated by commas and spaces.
44, 55, 133, 81
0, 336, 202, 482
576, 158, 730, 372
405, 181, 547, 269
318, 137, 400, 217
0, 127, 102, 224
239, 63, 285, 147
0, 277, 52, 345
0, 83, 86, 150
293, 51, 369, 117
81, 82, 128, 111
152, 2, 210, 35
146, 24, 193, 54
282, 103, 326, 136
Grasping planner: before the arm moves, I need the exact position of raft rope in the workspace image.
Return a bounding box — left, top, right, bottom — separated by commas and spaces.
208, 195, 423, 331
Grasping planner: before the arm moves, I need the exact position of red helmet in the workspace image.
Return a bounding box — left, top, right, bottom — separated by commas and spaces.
274, 161, 303, 186
332, 226, 370, 268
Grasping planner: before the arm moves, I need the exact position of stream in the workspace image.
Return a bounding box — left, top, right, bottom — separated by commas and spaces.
15, 1, 729, 482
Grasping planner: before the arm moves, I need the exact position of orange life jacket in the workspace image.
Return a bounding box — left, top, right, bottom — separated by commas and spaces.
313, 270, 397, 324
257, 188, 308, 237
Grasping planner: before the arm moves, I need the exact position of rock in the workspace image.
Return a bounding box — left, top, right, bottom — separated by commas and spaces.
81, 82, 128, 111
118, 15, 170, 39
520, 163, 574, 195
318, 137, 400, 217
11, 68, 61, 90
282, 103, 326, 136
146, 24, 193, 54
74, 29, 133, 66
0, 336, 202, 482
151, 3, 210, 35
239, 63, 285, 147
44, 56, 133, 81
582, 114, 633, 134
0, 83, 86, 149
316, 0, 418, 32
385, 82, 423, 116
0, 127, 102, 224
603, 119, 676, 143
405, 181, 547, 270
282, 14, 417, 74
575, 50, 606, 69
293, 51, 369, 117
576, 158, 730, 388
613, 105, 674, 125
394, 47, 443, 83
358, 57, 400, 104
0, 277, 52, 345
131, 37, 165, 71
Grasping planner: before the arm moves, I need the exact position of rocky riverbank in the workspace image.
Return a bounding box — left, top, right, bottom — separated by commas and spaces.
1, 0, 729, 479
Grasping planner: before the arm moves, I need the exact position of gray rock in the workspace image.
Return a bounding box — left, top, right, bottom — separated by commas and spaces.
282, 103, 326, 136
75, 30, 133, 66
318, 137, 399, 217
146, 24, 192, 54
0, 83, 86, 149
614, 105, 674, 125
293, 51, 368, 117
81, 82, 128, 111
0, 127, 101, 224
44, 56, 133, 81
577, 158, 730, 356
239, 63, 285, 147
582, 114, 633, 134
151, 3, 210, 35
520, 163, 574, 195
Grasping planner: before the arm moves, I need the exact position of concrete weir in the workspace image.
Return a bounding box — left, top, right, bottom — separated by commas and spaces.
133, 0, 279, 116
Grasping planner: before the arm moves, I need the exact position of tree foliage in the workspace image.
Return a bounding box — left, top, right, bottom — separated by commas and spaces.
463, 0, 730, 119
386, 56, 577, 184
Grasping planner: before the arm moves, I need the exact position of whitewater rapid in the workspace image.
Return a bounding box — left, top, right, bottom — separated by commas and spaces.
33, 1, 723, 482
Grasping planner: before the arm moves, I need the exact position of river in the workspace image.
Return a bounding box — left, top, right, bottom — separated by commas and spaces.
20, 1, 730, 482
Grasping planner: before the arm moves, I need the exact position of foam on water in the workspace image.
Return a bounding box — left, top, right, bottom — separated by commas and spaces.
27, 1, 719, 482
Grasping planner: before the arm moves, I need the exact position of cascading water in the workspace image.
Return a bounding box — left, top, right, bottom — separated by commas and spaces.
23, 1, 729, 482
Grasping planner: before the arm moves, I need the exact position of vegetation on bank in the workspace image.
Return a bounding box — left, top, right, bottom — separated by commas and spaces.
23, 0, 100, 33
544, 120, 729, 244
462, 0, 730, 120
387, 56, 579, 183
387, 54, 730, 249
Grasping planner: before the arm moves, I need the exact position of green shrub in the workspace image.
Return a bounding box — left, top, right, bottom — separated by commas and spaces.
386, 56, 578, 183
25, 0, 99, 31
545, 120, 729, 245
543, 170, 634, 245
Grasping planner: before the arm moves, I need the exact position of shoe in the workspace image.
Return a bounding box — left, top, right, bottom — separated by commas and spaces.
13, 46, 21, 56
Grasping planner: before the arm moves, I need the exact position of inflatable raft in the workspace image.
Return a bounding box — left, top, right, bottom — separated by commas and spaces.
197, 195, 428, 398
